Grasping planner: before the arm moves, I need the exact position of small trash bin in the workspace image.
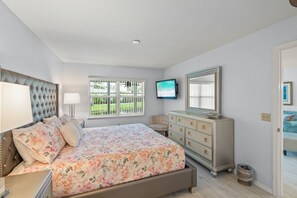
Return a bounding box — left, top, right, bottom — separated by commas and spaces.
236, 164, 254, 186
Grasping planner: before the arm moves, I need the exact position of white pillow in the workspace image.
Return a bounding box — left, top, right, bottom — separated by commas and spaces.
43, 115, 58, 124
71, 119, 83, 136
59, 122, 82, 147
12, 122, 44, 165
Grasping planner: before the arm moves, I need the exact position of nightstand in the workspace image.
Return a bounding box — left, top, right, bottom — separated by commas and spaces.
73, 118, 85, 128
5, 170, 52, 198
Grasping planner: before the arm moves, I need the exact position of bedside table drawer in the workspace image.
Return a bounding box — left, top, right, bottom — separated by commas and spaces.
6, 170, 52, 198
42, 184, 52, 198
39, 180, 52, 198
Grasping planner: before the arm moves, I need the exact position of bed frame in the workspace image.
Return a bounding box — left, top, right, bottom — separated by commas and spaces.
0, 68, 197, 197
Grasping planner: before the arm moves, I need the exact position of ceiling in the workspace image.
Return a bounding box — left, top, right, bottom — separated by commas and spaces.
3, 0, 297, 69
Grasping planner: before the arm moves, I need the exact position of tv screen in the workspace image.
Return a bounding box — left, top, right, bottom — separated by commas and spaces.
156, 79, 177, 99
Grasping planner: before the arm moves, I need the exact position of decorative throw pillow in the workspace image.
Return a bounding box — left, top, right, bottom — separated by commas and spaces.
12, 122, 44, 165
59, 114, 71, 125
47, 117, 63, 129
43, 115, 58, 124
46, 117, 66, 143
13, 123, 66, 164
59, 121, 82, 147
71, 119, 84, 136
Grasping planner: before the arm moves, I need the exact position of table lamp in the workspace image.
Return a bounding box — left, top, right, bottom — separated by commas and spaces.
0, 82, 33, 133
64, 93, 81, 118
0, 82, 33, 193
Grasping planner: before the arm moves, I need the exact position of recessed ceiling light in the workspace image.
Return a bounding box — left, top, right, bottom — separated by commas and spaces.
132, 40, 140, 44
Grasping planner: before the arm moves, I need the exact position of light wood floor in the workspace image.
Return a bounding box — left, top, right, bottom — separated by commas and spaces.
163, 158, 273, 198
162, 157, 297, 198
283, 152, 297, 198
160, 155, 297, 198
162, 158, 273, 198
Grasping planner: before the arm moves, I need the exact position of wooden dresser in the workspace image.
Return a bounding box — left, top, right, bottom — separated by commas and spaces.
168, 111, 234, 176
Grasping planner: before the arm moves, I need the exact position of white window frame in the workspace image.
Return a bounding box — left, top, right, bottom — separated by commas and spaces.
88, 77, 145, 118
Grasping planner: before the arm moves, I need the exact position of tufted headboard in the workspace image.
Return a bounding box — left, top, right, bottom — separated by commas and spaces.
0, 68, 59, 176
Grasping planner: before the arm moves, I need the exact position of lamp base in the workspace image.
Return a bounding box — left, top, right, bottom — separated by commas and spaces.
68, 105, 75, 118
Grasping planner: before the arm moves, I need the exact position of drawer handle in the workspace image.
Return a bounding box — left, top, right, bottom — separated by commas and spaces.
190, 122, 193, 125
178, 118, 181, 122
180, 138, 183, 141
180, 128, 183, 132
188, 131, 190, 135
204, 137, 207, 142
204, 150, 207, 154
188, 141, 191, 146
202, 125, 206, 129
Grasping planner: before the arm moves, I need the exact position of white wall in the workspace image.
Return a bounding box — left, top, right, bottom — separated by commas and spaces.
164, 15, 297, 190
0, 1, 63, 112
62, 62, 164, 127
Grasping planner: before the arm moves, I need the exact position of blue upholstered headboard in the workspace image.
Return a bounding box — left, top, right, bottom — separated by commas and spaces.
0, 67, 59, 176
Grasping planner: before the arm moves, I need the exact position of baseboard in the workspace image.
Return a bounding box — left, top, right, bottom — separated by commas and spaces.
253, 180, 273, 195
190, 158, 274, 195
231, 171, 273, 195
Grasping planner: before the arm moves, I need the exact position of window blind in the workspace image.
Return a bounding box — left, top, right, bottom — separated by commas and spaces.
89, 78, 145, 117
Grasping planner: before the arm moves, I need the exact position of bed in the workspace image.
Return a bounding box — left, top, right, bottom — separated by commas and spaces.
0, 68, 197, 198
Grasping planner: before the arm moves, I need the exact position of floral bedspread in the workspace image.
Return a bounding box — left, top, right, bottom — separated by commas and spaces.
10, 123, 185, 197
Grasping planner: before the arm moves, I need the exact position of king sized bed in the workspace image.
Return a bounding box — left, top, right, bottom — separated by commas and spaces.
0, 68, 197, 198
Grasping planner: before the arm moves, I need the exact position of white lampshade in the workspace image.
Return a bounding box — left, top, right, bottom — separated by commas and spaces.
64, 93, 81, 104
0, 82, 33, 133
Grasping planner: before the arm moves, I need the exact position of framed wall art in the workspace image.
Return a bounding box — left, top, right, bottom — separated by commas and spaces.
283, 82, 293, 105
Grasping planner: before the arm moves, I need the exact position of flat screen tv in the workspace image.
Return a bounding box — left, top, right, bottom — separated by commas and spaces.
156, 79, 178, 99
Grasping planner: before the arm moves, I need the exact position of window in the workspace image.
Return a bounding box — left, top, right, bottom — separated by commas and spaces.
89, 78, 145, 117
189, 83, 214, 109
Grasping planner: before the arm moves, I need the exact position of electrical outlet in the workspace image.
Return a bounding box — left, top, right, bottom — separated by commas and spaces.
261, 113, 271, 122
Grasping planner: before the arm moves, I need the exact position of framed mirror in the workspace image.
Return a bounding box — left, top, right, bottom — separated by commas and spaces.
186, 66, 222, 115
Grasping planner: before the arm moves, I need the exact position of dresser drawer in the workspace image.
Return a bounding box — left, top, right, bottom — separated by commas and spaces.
176, 116, 197, 130
197, 121, 213, 135
169, 114, 177, 123
169, 122, 185, 136
186, 138, 212, 161
186, 128, 212, 148
168, 130, 185, 145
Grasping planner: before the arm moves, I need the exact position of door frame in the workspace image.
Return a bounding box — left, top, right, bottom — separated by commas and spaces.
273, 40, 297, 196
